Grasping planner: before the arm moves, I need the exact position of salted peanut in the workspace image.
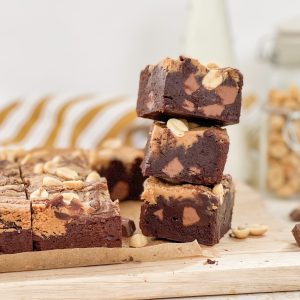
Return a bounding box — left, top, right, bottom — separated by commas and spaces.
43, 176, 63, 187
63, 180, 84, 190
275, 184, 296, 198
86, 171, 101, 182
231, 226, 250, 239
102, 138, 122, 149
212, 183, 224, 201
97, 149, 113, 160
20, 154, 32, 165
51, 155, 61, 164
88, 149, 99, 167
43, 161, 57, 174
269, 114, 285, 131
249, 224, 268, 236
202, 69, 226, 90
266, 163, 285, 191
166, 118, 189, 137
206, 62, 219, 69
62, 192, 80, 201
129, 233, 148, 248
30, 188, 49, 200
268, 132, 284, 144
268, 142, 289, 159
33, 163, 44, 174
56, 167, 78, 180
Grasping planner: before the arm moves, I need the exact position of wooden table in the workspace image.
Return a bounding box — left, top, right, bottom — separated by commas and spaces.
0, 183, 300, 299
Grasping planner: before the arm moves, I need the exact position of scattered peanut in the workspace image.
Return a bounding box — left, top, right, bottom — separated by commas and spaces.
231, 226, 250, 239
43, 176, 63, 187
212, 183, 224, 201
62, 192, 80, 201
30, 188, 49, 200
43, 161, 57, 174
86, 171, 101, 182
33, 163, 44, 174
129, 233, 148, 248
202, 69, 225, 90
63, 180, 84, 190
56, 167, 79, 180
249, 224, 268, 236
166, 118, 189, 137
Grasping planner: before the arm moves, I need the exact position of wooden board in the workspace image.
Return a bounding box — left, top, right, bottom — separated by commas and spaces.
0, 183, 300, 299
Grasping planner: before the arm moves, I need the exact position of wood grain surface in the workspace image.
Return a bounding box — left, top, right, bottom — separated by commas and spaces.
0, 183, 300, 299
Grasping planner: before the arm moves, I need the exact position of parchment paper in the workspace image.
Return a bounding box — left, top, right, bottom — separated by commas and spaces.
0, 201, 203, 273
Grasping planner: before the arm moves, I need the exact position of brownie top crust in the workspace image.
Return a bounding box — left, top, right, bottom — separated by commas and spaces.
150, 121, 229, 151
142, 175, 233, 206
137, 56, 243, 125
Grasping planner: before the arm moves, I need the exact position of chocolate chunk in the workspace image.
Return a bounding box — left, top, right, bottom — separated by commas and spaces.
292, 224, 300, 246
122, 218, 136, 237
136, 56, 243, 126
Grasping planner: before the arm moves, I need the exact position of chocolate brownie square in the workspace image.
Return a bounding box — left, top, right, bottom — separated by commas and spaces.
20, 149, 122, 250
136, 56, 243, 125
0, 160, 32, 254
142, 121, 229, 185
90, 146, 145, 201
140, 175, 235, 246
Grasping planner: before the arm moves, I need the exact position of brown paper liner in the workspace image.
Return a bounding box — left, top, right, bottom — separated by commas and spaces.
0, 201, 203, 273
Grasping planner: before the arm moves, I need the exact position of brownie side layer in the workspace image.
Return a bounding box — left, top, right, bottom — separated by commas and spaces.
140, 176, 235, 246
33, 216, 122, 250
0, 229, 32, 254
137, 56, 243, 126
99, 158, 145, 201
142, 123, 229, 185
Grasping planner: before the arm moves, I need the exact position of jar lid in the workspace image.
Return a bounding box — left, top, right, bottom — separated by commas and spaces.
261, 17, 300, 67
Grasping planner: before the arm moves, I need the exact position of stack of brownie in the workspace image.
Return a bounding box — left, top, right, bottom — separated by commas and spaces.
136, 56, 243, 246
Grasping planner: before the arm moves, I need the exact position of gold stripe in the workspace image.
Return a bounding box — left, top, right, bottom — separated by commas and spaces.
43, 94, 94, 147
0, 100, 20, 126
69, 97, 124, 147
1, 95, 52, 146
96, 109, 137, 148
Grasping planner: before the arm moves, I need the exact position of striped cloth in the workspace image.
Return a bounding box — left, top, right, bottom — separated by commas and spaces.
0, 93, 151, 149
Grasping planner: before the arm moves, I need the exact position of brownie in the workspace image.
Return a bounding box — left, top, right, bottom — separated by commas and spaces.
292, 224, 300, 246
20, 149, 122, 250
140, 175, 235, 246
90, 146, 146, 201
142, 121, 229, 185
0, 160, 32, 254
122, 218, 136, 237
136, 56, 243, 125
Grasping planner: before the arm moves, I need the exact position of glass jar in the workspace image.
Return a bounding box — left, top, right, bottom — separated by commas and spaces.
259, 23, 300, 199
261, 93, 300, 199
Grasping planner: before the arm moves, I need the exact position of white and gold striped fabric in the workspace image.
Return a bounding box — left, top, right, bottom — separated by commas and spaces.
0, 94, 151, 149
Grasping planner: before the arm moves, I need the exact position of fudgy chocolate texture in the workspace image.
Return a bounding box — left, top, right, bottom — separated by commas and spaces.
122, 218, 136, 237
140, 175, 235, 246
90, 146, 146, 201
20, 149, 122, 250
292, 224, 300, 246
142, 122, 229, 185
0, 160, 32, 254
136, 56, 243, 125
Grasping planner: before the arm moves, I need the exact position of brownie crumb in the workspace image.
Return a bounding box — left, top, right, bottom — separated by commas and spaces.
206, 259, 217, 265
